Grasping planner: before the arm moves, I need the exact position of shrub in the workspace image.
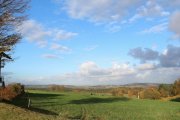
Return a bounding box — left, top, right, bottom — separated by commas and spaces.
140, 88, 161, 99
128, 90, 133, 97
128, 89, 140, 98
111, 88, 123, 96
172, 79, 180, 95
0, 83, 25, 101
158, 84, 173, 97
48, 85, 64, 92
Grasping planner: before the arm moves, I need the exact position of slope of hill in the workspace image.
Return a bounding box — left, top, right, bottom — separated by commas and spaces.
1, 90, 179, 120
0, 103, 55, 120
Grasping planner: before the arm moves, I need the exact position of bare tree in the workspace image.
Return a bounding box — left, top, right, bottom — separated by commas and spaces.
0, 0, 29, 52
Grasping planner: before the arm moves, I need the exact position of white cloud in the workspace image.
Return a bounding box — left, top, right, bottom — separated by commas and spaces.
129, 0, 169, 22
16, 61, 180, 85
138, 0, 169, 17
54, 0, 178, 36
53, 29, 78, 41
17, 20, 50, 47
169, 11, 180, 40
129, 14, 142, 23
17, 20, 77, 47
135, 67, 180, 84
50, 43, 71, 52
79, 61, 99, 75
54, 0, 180, 35
137, 63, 156, 70
78, 61, 136, 80
136, 71, 151, 79
64, 0, 140, 23
111, 63, 135, 75
141, 22, 168, 34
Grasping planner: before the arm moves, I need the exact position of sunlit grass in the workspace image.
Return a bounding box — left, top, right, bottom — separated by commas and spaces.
0, 90, 180, 120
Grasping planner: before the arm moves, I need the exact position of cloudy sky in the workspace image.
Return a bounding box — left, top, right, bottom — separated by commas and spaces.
4, 0, 180, 85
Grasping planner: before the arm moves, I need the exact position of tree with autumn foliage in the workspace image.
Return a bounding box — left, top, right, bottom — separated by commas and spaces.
172, 78, 180, 95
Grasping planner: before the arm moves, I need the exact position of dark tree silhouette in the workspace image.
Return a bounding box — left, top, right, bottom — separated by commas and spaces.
0, 0, 29, 88
0, 0, 29, 52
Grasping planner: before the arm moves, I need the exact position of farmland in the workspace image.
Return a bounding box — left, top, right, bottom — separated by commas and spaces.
0, 90, 179, 120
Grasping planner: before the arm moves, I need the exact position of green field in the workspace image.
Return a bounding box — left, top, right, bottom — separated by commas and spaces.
0, 90, 180, 120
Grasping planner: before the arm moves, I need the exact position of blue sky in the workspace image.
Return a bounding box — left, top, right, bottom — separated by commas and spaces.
4, 0, 180, 85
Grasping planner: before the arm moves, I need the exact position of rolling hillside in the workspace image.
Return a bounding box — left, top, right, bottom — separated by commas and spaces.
0, 90, 179, 120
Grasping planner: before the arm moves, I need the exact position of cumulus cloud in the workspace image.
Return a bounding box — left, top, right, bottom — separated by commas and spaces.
141, 22, 167, 34
77, 61, 136, 81
17, 20, 50, 47
135, 67, 180, 83
79, 61, 101, 76
130, 0, 169, 22
16, 61, 180, 85
137, 63, 156, 70
50, 43, 71, 53
17, 20, 77, 47
80, 61, 98, 71
64, 0, 140, 22
53, 29, 78, 41
142, 0, 169, 17
54, 0, 180, 25
78, 61, 180, 84
129, 45, 180, 67
53, 0, 180, 37
111, 63, 136, 76
169, 11, 180, 40
159, 45, 180, 67
128, 47, 159, 63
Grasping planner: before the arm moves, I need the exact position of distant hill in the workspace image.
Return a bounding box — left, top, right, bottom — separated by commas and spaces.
25, 83, 170, 90
122, 83, 162, 88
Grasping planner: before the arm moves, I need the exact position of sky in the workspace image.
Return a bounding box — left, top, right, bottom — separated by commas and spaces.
3, 0, 180, 85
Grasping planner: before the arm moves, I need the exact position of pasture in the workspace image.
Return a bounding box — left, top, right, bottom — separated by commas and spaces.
0, 90, 179, 120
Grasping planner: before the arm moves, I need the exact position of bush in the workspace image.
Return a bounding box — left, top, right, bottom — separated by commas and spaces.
128, 90, 133, 97
172, 79, 180, 95
140, 88, 161, 99
0, 83, 25, 101
111, 88, 123, 97
48, 85, 65, 92
158, 84, 173, 97
128, 89, 140, 98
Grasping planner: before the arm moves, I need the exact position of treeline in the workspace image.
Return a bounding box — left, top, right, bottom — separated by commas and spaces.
111, 79, 180, 100
47, 79, 180, 100
1, 79, 178, 102
48, 85, 115, 94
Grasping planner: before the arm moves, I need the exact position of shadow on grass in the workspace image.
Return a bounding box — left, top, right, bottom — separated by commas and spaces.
28, 93, 64, 99
2, 92, 62, 116
70, 97, 129, 104
170, 97, 180, 102
28, 93, 66, 107
28, 107, 58, 115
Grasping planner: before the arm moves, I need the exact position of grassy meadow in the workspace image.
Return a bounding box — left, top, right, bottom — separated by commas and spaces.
0, 89, 180, 120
